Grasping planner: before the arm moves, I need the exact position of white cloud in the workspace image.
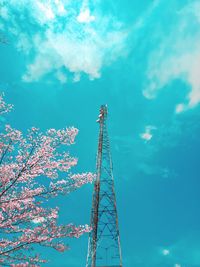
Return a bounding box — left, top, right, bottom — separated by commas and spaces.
141, 132, 152, 141
140, 125, 156, 142
175, 103, 185, 114
1, 0, 128, 83
16, 33, 32, 54
162, 249, 170, 256
54, 0, 67, 15
23, 23, 127, 82
36, 2, 55, 21
77, 8, 95, 23
143, 1, 200, 113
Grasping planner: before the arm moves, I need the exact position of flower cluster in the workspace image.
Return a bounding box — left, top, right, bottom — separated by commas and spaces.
0, 94, 13, 115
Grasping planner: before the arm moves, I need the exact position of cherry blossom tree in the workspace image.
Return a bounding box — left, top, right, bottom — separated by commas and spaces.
0, 95, 95, 266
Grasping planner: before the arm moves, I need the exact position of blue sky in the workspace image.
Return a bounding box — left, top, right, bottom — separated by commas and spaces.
0, 0, 200, 266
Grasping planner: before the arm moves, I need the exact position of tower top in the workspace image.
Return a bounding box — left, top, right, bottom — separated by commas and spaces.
96, 104, 108, 123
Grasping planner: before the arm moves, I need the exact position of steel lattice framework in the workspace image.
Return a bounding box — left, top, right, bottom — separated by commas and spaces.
86, 105, 122, 267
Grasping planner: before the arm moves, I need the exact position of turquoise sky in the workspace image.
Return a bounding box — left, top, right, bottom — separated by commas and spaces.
0, 0, 200, 266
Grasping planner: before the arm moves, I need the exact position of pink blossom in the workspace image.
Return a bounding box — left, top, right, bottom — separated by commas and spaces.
0, 94, 13, 114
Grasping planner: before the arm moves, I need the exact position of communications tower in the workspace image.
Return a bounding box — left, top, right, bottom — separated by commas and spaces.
86, 105, 123, 267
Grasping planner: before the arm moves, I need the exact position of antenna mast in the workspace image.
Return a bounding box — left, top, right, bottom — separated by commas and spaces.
86, 105, 123, 267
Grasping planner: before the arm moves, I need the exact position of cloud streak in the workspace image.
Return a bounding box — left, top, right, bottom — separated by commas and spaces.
143, 1, 200, 113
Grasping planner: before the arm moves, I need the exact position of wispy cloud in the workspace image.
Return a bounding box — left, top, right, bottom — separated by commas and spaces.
132, 0, 160, 31
161, 248, 170, 256
167, 233, 200, 266
143, 1, 200, 113
140, 125, 156, 142
1, 0, 128, 83
22, 27, 127, 82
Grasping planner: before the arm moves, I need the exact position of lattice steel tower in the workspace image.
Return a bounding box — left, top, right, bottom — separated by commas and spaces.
86, 105, 123, 267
